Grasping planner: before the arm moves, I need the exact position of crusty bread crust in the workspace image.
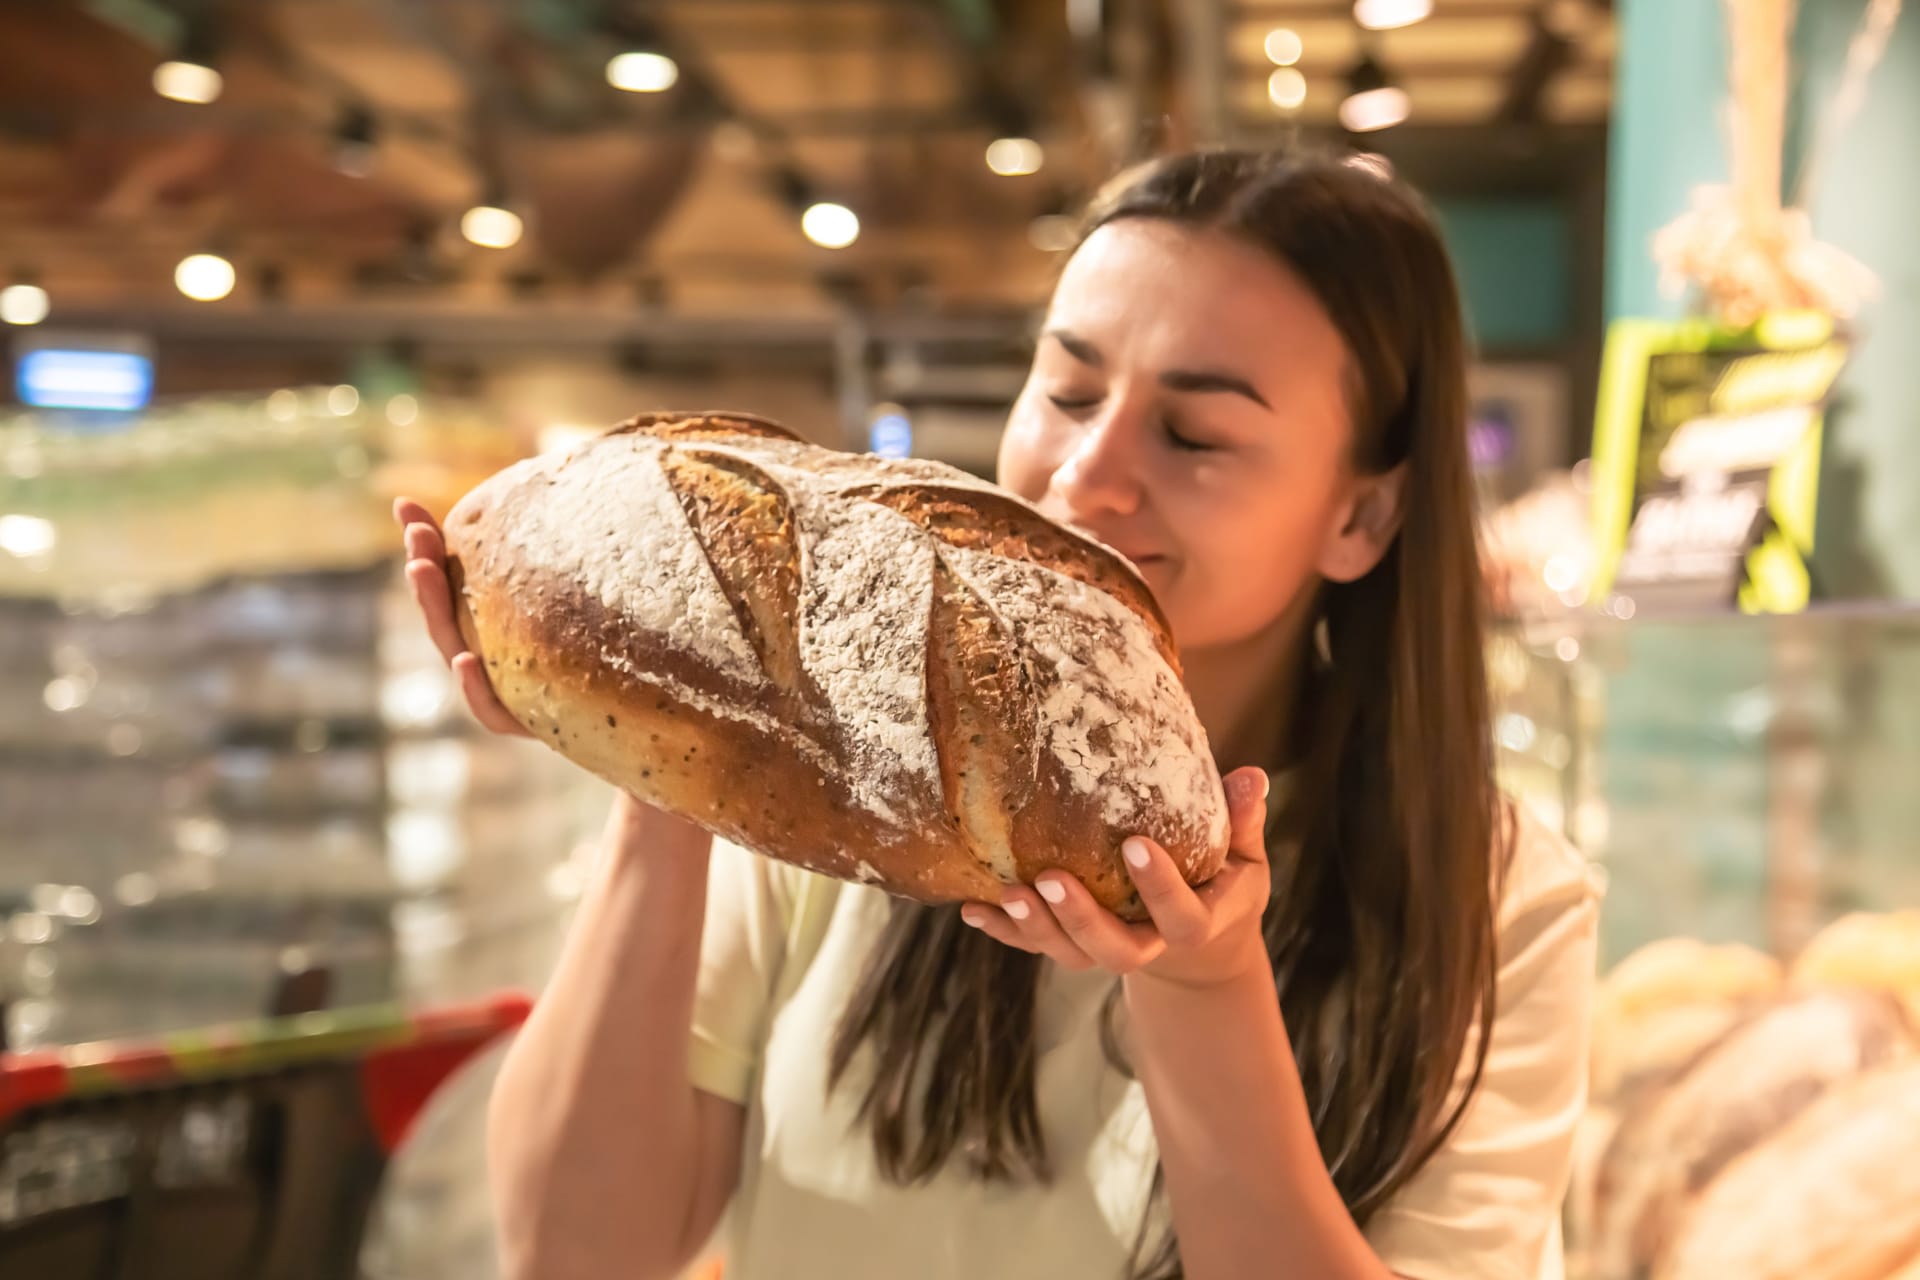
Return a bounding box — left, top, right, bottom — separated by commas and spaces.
444, 410, 1229, 917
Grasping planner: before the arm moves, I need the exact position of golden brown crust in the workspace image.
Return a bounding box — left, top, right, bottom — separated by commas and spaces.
444, 410, 1228, 917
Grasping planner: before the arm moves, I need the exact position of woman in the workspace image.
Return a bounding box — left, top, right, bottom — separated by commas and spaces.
397, 147, 1601, 1280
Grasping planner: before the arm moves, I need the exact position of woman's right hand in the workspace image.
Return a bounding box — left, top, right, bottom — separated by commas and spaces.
394, 498, 533, 738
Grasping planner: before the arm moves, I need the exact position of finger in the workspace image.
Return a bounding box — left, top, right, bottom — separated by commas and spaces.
406, 559, 470, 668
452, 652, 533, 737
1223, 767, 1272, 866
992, 885, 1097, 970
1033, 873, 1164, 974
1119, 837, 1213, 948
1191, 859, 1270, 934
960, 904, 1062, 961
403, 520, 446, 566
393, 499, 441, 533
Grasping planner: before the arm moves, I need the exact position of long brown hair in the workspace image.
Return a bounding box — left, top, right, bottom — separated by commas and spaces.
829, 148, 1505, 1277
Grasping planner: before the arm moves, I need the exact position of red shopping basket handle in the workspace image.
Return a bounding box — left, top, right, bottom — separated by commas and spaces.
0, 990, 533, 1145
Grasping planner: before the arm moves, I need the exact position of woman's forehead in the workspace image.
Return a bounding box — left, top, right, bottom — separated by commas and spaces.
1046, 221, 1345, 372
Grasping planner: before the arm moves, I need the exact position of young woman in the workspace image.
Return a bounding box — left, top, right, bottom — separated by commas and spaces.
397, 147, 1601, 1280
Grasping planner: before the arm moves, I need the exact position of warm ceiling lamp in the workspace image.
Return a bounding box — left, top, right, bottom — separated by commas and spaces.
461, 203, 524, 249
1354, 0, 1434, 31
153, 17, 223, 104
1268, 68, 1308, 110
1, 283, 50, 326
153, 59, 222, 104
1339, 55, 1411, 132
985, 137, 1044, 177
1264, 28, 1304, 66
607, 51, 679, 93
801, 202, 860, 249
175, 252, 236, 302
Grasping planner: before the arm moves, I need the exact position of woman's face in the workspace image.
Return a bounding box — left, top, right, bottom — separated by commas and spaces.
998, 219, 1384, 652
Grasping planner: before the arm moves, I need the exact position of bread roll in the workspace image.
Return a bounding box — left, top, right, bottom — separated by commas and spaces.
1654, 1059, 1920, 1280
443, 411, 1230, 916
1592, 989, 1915, 1280
1793, 911, 1920, 1024
1590, 937, 1784, 1102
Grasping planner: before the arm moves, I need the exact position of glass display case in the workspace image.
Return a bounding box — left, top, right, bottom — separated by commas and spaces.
1493, 606, 1920, 1280
0, 394, 603, 1279
1494, 604, 1920, 963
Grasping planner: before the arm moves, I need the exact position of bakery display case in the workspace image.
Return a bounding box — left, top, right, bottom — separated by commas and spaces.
1491, 606, 1920, 1280
0, 394, 600, 1279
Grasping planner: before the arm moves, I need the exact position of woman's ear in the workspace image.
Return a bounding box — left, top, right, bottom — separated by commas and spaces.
1316, 464, 1409, 583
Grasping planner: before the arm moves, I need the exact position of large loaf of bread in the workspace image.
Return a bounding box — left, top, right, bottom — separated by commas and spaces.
443, 411, 1231, 915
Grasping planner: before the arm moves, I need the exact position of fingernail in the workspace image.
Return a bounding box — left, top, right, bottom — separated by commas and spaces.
1003, 899, 1030, 920
1123, 838, 1151, 869
1037, 879, 1067, 904
961, 909, 985, 928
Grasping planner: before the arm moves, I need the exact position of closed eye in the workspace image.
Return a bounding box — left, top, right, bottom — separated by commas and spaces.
1163, 419, 1217, 452
1047, 394, 1101, 412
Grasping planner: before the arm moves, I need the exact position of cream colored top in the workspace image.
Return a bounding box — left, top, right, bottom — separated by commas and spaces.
684, 802, 1602, 1280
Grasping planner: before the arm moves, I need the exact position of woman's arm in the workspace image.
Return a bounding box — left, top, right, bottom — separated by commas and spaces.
393, 503, 745, 1280
487, 792, 746, 1280
1123, 964, 1394, 1280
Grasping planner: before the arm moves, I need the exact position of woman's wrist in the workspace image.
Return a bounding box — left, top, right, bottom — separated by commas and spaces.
603, 790, 714, 866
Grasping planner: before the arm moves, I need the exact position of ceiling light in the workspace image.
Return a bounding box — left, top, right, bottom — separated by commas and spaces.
801, 202, 860, 249
607, 51, 679, 93
461, 204, 524, 249
1354, 0, 1433, 31
985, 137, 1044, 177
1268, 68, 1308, 110
154, 15, 222, 104
154, 59, 223, 104
175, 252, 236, 302
1264, 28, 1304, 66
0, 515, 56, 559
1, 283, 50, 326
1340, 55, 1410, 132
1340, 85, 1410, 131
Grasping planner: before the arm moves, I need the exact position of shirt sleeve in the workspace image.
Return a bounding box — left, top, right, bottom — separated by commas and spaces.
687, 839, 796, 1105
1368, 810, 1605, 1280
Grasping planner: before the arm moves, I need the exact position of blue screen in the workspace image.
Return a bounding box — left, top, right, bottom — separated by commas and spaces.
869, 412, 912, 459
17, 349, 156, 412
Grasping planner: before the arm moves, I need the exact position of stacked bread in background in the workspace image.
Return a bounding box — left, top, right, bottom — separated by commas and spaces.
1569, 912, 1920, 1280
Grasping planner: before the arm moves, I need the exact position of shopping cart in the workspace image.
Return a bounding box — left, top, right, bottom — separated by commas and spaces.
0, 990, 530, 1279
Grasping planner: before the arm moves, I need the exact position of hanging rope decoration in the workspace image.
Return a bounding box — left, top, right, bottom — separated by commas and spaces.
1651, 0, 1902, 325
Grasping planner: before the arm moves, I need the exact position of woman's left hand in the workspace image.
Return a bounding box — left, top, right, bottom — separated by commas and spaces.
962, 766, 1274, 989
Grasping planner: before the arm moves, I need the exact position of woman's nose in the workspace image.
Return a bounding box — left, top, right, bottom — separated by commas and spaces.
1051, 409, 1144, 520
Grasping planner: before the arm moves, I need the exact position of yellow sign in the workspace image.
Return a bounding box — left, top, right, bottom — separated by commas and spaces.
1590, 312, 1847, 614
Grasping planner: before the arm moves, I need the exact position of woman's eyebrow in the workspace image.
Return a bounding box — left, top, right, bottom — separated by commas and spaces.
1045, 328, 1272, 411
1159, 367, 1272, 411
1043, 328, 1103, 367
